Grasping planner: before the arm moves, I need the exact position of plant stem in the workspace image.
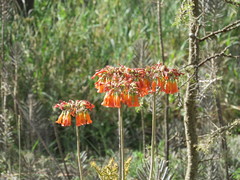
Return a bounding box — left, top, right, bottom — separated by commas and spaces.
118, 107, 124, 180
157, 0, 169, 164
18, 115, 21, 179
76, 126, 83, 180
149, 93, 156, 180
164, 94, 169, 164
141, 109, 146, 157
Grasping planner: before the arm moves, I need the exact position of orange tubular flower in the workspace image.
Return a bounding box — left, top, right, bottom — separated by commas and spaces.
138, 78, 150, 97
62, 112, 72, 127
102, 92, 121, 108
113, 93, 121, 108
170, 81, 179, 94
164, 81, 171, 94
76, 112, 84, 126
102, 92, 113, 107
86, 113, 93, 124
56, 112, 64, 124
124, 94, 140, 107
157, 77, 166, 92
151, 80, 157, 93
76, 112, 93, 126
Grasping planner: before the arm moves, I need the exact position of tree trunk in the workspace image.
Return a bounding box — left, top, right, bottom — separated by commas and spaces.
183, 0, 200, 179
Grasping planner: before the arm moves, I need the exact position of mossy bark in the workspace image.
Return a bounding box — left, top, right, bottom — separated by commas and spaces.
184, 0, 200, 179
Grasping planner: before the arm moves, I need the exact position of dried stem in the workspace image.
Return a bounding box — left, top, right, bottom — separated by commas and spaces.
76, 126, 83, 180
149, 93, 156, 180
1, 0, 5, 99
118, 107, 124, 180
157, 0, 169, 164
13, 61, 18, 115
157, 0, 165, 63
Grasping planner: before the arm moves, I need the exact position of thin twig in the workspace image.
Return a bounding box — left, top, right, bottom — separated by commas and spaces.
199, 155, 220, 163
199, 20, 240, 42
197, 46, 238, 67
181, 47, 239, 73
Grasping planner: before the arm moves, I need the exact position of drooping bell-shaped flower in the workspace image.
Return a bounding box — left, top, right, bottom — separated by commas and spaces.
62, 111, 72, 127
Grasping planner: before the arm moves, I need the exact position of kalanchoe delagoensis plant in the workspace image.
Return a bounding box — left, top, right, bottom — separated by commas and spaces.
54, 100, 95, 180
92, 64, 183, 180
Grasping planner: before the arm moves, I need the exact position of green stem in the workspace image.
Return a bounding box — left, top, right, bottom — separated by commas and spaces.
76, 126, 83, 180
149, 93, 156, 180
141, 109, 146, 157
118, 107, 124, 180
164, 94, 169, 164
18, 115, 21, 179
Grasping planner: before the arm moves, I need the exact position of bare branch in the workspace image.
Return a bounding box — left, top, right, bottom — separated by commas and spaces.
198, 46, 239, 67
199, 20, 240, 42
198, 47, 228, 67
224, 0, 240, 7
199, 119, 240, 139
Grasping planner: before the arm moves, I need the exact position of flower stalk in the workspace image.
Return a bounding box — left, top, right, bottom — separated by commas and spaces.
149, 93, 156, 180
76, 126, 83, 180
118, 107, 124, 180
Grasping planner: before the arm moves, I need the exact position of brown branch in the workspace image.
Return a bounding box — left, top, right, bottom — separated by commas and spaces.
199, 20, 240, 42
198, 46, 240, 67
225, 0, 240, 7
199, 119, 240, 139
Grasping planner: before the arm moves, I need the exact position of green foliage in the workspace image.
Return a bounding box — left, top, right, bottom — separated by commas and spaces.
173, 0, 194, 27
91, 157, 132, 180
233, 168, 240, 180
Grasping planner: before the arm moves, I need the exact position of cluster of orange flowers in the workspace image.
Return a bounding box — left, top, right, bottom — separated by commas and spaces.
91, 64, 183, 108
54, 100, 95, 127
